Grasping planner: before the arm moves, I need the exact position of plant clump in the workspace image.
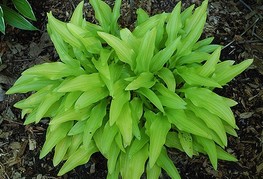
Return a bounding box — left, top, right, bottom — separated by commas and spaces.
7, 0, 253, 178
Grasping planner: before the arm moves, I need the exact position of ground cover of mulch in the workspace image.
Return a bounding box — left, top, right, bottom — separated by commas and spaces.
0, 0, 262, 178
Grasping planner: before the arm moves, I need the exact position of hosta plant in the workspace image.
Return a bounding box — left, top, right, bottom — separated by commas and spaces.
0, 0, 37, 34
7, 0, 253, 178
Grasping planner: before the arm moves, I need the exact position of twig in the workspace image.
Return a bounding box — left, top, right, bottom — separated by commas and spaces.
223, 18, 260, 49
239, 0, 253, 12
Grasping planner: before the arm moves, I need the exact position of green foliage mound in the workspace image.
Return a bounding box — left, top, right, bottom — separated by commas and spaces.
7, 0, 253, 178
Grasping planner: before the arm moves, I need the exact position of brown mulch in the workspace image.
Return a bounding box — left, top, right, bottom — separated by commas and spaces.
0, 0, 262, 178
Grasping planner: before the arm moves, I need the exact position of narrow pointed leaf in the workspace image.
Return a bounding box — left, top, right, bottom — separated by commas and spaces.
149, 114, 171, 167
137, 88, 164, 113
70, 1, 84, 26
166, 2, 181, 45
40, 122, 73, 159
184, 87, 236, 127
58, 73, 104, 92
1, 5, 37, 30
116, 102, 133, 146
83, 100, 107, 149
125, 72, 155, 90
165, 108, 211, 138
216, 146, 238, 162
178, 131, 193, 158
135, 28, 156, 72
195, 136, 218, 170
156, 147, 181, 179
53, 136, 71, 166
22, 62, 85, 80
98, 32, 135, 67
109, 90, 130, 125
58, 143, 98, 176
12, 0, 36, 20
157, 67, 176, 92
75, 87, 108, 109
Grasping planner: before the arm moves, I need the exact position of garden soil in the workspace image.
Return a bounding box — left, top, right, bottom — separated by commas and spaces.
0, 0, 262, 178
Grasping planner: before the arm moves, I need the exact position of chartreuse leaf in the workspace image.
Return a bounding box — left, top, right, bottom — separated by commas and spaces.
129, 130, 149, 157
223, 122, 238, 137
1, 5, 37, 30
165, 132, 183, 151
110, 89, 130, 125
115, 132, 125, 152
151, 37, 181, 72
135, 28, 156, 73
63, 91, 82, 110
12, 0, 36, 20
111, 0, 121, 34
47, 26, 80, 67
157, 67, 176, 92
68, 120, 86, 136
58, 143, 98, 176
130, 98, 143, 139
199, 47, 221, 77
212, 59, 253, 85
6, 76, 60, 94
178, 131, 193, 158
125, 72, 155, 90
180, 4, 194, 24
185, 110, 225, 147
146, 162, 161, 179
98, 32, 135, 67
216, 146, 237, 162
137, 88, 164, 113
120, 28, 141, 54
177, 7, 207, 56
192, 37, 214, 50
116, 102, 133, 146
195, 44, 221, 53
175, 52, 210, 66
47, 13, 83, 49
107, 159, 120, 179
187, 101, 227, 146
156, 147, 181, 179
166, 2, 181, 45
195, 136, 218, 170
35, 92, 65, 123
100, 122, 119, 154
120, 144, 149, 179
177, 66, 222, 88
92, 50, 113, 95
83, 100, 107, 149
107, 141, 121, 174
50, 106, 92, 125
136, 8, 149, 25
90, 0, 112, 32
66, 133, 83, 158
67, 23, 102, 54
148, 113, 171, 167
22, 62, 85, 80
133, 13, 168, 37
155, 83, 186, 109
40, 121, 73, 159
184, 87, 236, 127
53, 136, 71, 166
184, 0, 208, 36
57, 73, 104, 92
75, 87, 108, 109
165, 108, 211, 138
70, 1, 83, 26
13, 86, 51, 108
